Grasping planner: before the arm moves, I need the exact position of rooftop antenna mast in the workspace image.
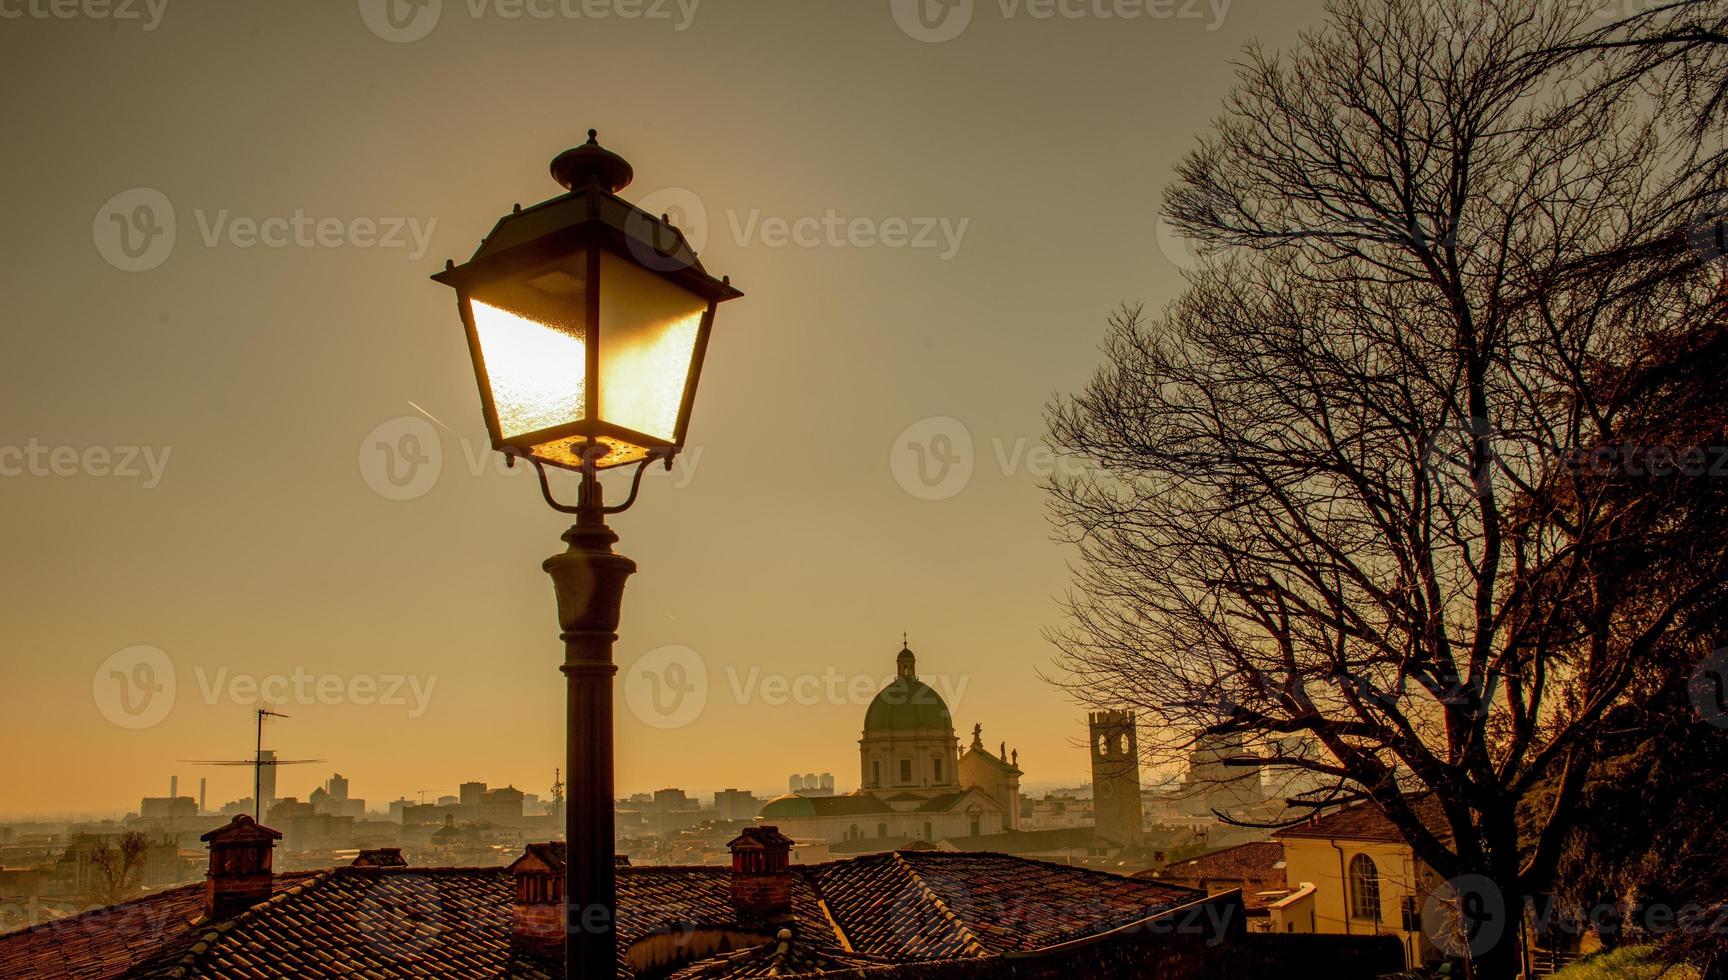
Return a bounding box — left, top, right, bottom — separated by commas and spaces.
183, 705, 324, 822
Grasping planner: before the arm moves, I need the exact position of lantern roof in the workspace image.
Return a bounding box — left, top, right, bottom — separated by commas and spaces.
432, 132, 741, 306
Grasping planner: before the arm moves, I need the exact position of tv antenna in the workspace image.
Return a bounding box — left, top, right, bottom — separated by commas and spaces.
184, 706, 324, 821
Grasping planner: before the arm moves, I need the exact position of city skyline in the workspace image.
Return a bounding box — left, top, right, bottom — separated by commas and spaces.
1, 0, 1333, 815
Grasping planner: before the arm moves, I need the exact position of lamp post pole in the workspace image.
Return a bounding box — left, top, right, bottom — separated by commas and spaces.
543, 467, 635, 976
432, 129, 742, 976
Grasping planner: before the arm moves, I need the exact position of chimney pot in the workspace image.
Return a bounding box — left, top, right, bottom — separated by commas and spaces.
200, 814, 282, 919
727, 826, 795, 921
507, 843, 567, 959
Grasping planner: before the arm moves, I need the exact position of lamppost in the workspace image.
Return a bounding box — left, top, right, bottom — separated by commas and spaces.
432, 131, 742, 976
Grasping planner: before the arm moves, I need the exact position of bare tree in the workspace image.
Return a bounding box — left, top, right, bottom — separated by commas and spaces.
1565, 0, 1728, 141
86, 832, 151, 907
1046, 2, 1728, 977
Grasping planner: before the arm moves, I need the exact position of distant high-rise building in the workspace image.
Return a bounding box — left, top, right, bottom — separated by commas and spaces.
258, 750, 278, 812
140, 797, 197, 822
459, 781, 487, 813
788, 772, 835, 797
327, 773, 349, 802
1089, 710, 1143, 842
481, 786, 525, 828
714, 789, 760, 822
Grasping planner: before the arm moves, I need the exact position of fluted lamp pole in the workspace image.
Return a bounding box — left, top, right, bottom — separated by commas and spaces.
432, 131, 742, 976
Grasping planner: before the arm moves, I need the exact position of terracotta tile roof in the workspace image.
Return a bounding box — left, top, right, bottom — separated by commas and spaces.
1, 851, 1206, 979
1146, 841, 1286, 884
665, 927, 892, 978
139, 867, 541, 979
1271, 795, 1451, 845
1138, 841, 1288, 909
811, 851, 1200, 959
0, 873, 319, 980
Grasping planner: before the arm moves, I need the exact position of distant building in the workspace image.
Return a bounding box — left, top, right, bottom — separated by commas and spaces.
458, 782, 487, 820
139, 797, 198, 823
481, 786, 525, 829
1176, 733, 1268, 819
257, 751, 278, 813
758, 643, 1015, 849
714, 789, 760, 822
1090, 709, 1144, 841
787, 773, 835, 797
956, 724, 1023, 830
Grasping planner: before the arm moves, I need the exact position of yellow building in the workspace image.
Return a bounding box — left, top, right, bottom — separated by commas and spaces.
1269, 796, 1450, 969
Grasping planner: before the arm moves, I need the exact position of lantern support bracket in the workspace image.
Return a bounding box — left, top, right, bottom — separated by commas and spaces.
508, 449, 670, 517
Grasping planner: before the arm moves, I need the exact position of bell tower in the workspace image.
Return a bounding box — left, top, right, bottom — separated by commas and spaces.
1089, 710, 1143, 842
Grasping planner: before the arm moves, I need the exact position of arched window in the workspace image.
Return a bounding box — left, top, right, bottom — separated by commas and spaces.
1349, 854, 1381, 921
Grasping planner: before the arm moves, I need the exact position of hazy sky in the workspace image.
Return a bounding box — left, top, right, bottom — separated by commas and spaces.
0, 0, 1332, 817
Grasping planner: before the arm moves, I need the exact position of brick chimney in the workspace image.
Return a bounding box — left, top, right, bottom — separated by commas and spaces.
200, 814, 282, 919
728, 826, 795, 922
506, 842, 566, 959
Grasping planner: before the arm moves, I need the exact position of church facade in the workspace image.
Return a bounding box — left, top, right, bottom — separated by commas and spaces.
758, 644, 1022, 850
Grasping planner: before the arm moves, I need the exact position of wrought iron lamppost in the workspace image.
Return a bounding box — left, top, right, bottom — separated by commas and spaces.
432, 131, 742, 976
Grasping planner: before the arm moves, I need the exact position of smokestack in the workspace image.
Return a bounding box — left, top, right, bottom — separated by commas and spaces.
200, 778, 207, 816
171, 775, 178, 801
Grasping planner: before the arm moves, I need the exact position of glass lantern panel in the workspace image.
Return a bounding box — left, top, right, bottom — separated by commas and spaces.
468, 251, 589, 440
597, 250, 708, 443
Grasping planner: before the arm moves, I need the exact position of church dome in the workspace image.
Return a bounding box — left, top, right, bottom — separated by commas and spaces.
863, 646, 953, 733
759, 794, 817, 819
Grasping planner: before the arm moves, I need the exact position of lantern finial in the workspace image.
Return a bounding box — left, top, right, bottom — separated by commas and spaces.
551, 130, 634, 193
